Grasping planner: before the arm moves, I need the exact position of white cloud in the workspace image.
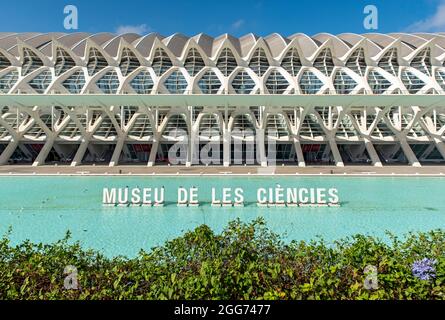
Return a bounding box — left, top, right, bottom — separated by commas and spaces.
231, 19, 245, 30
405, 1, 445, 32
115, 24, 151, 35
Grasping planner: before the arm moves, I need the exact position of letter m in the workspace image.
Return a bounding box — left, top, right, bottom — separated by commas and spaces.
103, 188, 116, 204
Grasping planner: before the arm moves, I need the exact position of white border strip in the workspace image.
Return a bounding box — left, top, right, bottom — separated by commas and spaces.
0, 173, 444, 177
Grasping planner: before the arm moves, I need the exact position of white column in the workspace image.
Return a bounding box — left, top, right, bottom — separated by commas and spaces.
328, 136, 344, 167
0, 139, 19, 165
71, 139, 89, 167
185, 138, 192, 168
223, 131, 231, 167
399, 139, 421, 167
109, 138, 125, 167
32, 137, 55, 167
293, 139, 305, 167
188, 127, 199, 167
256, 128, 267, 167
433, 137, 445, 160
363, 137, 382, 167
148, 139, 159, 167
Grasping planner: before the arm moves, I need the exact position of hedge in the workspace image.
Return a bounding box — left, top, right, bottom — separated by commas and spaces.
0, 218, 444, 300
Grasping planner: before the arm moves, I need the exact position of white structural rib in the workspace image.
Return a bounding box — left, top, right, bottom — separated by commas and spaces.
0, 32, 444, 167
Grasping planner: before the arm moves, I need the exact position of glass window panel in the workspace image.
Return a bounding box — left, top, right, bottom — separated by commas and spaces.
62, 70, 85, 94
198, 70, 221, 94
28, 69, 52, 93
216, 48, 237, 76
55, 48, 75, 76
249, 48, 269, 77
368, 70, 391, 94
130, 70, 154, 94
152, 48, 173, 76
87, 48, 108, 76
378, 48, 399, 76
299, 71, 323, 94
96, 70, 120, 94
163, 114, 188, 138
164, 70, 188, 94
435, 70, 445, 91
410, 48, 432, 76
0, 70, 18, 93
21, 48, 43, 76
346, 48, 366, 77
184, 48, 205, 77
401, 70, 425, 94
334, 70, 357, 94
0, 52, 11, 71
119, 48, 140, 77
281, 48, 302, 77
231, 70, 255, 94
265, 70, 289, 94
199, 114, 221, 138
313, 48, 334, 76
266, 114, 289, 137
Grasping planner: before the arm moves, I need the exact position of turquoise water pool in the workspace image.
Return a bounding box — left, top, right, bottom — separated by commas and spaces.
0, 176, 444, 257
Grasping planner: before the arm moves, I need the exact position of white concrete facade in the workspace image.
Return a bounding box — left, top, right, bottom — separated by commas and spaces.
0, 32, 444, 167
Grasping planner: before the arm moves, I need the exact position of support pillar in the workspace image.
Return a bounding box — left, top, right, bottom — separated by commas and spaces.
71, 140, 89, 167
109, 138, 125, 167
223, 131, 230, 167
399, 139, 421, 167
188, 129, 199, 167
0, 139, 19, 165
328, 137, 344, 167
363, 138, 382, 167
256, 128, 267, 167
293, 139, 305, 167
32, 137, 55, 167
433, 137, 445, 161
185, 139, 192, 168
148, 139, 159, 167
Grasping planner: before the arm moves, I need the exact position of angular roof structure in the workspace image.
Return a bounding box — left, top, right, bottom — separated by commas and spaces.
0, 32, 444, 59
0, 32, 444, 97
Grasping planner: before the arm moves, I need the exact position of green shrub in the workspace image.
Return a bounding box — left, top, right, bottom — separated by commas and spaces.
0, 219, 444, 300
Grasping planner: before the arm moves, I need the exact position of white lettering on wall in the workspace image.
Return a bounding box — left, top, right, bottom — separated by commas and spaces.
103, 188, 116, 204
102, 186, 341, 207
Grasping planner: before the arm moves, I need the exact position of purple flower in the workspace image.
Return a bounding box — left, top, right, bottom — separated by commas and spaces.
411, 258, 437, 281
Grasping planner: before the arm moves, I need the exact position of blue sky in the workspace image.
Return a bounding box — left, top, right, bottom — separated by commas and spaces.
2, 0, 445, 36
